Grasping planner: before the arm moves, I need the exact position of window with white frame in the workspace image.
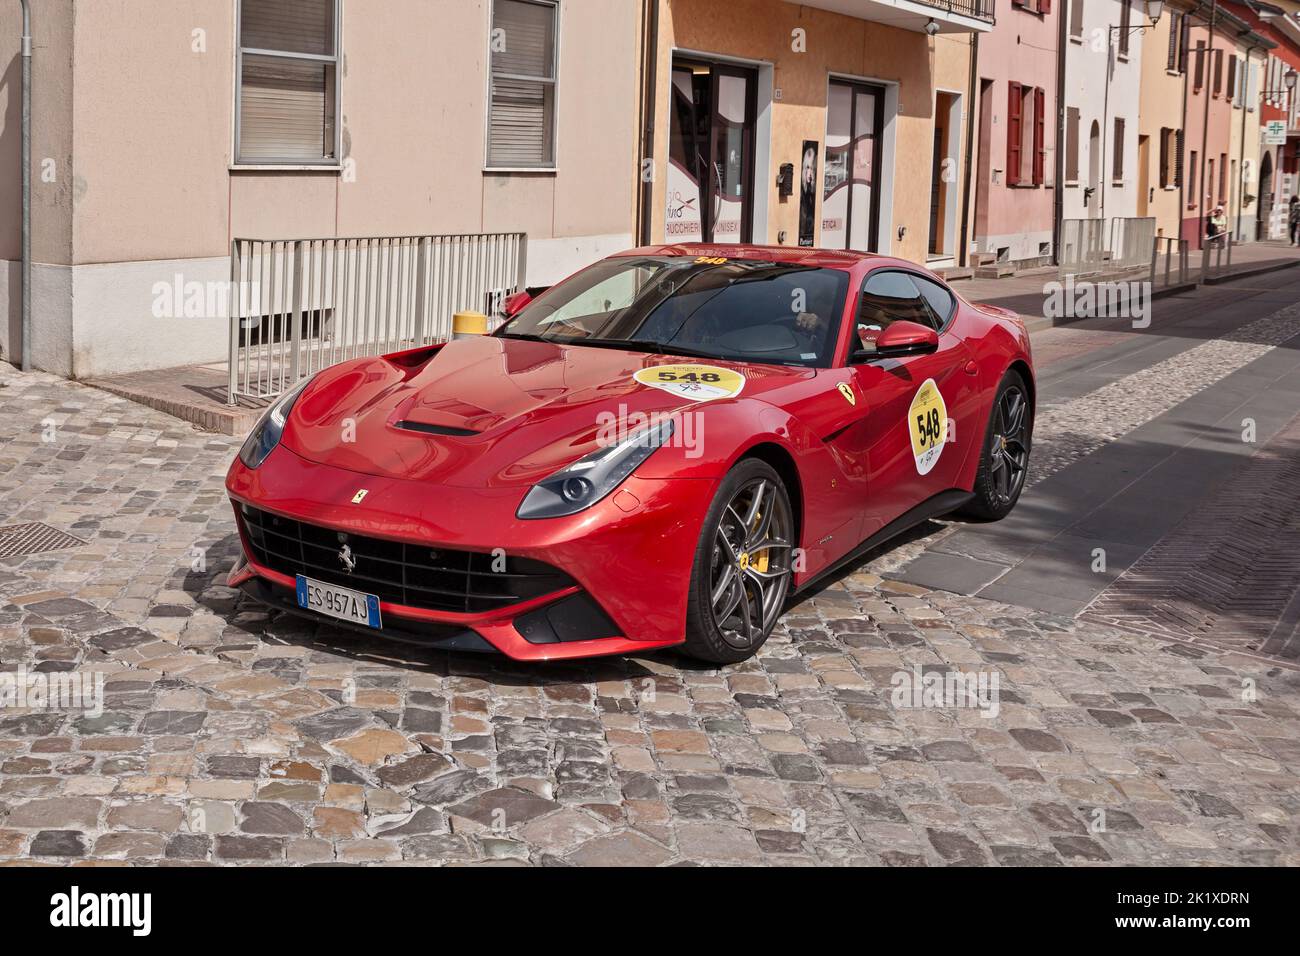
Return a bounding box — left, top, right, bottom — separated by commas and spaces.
236, 0, 340, 165
487, 0, 559, 169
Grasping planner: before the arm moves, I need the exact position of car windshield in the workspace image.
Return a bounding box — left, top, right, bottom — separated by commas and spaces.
496, 256, 850, 368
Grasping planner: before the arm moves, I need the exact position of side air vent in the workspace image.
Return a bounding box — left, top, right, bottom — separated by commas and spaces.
396, 421, 479, 438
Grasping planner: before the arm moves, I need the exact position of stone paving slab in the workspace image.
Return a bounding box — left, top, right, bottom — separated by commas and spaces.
889, 298, 1300, 629
0, 364, 1298, 866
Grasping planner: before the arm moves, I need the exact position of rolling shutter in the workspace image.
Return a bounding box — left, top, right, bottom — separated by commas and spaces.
238, 0, 337, 164
488, 0, 558, 168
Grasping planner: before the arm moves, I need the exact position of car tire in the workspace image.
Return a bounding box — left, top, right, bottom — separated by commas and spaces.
960, 368, 1033, 522
681, 459, 795, 665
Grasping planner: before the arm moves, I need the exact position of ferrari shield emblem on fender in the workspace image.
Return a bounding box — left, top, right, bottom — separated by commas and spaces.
837, 383, 856, 406
351, 490, 369, 504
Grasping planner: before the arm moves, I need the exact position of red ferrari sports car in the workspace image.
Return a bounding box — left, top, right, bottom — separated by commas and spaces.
226, 244, 1033, 664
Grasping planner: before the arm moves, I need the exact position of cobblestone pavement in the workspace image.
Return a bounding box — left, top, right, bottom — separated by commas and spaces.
1, 352, 1298, 866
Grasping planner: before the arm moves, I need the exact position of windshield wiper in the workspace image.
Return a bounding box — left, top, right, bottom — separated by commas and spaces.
579, 340, 733, 361
503, 333, 729, 362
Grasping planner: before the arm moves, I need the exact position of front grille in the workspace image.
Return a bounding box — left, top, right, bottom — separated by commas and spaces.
237, 504, 575, 614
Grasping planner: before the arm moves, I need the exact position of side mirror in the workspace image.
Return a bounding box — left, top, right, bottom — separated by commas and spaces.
852, 320, 939, 363
503, 290, 533, 318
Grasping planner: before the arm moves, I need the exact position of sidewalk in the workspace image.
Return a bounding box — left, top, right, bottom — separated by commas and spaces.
79, 241, 1300, 439
949, 239, 1300, 330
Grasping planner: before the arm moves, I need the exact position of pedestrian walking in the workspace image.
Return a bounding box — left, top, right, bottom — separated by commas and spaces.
1289, 196, 1300, 246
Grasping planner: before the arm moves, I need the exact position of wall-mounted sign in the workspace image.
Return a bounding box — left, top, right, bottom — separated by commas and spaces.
1264, 120, 1287, 146
799, 141, 819, 247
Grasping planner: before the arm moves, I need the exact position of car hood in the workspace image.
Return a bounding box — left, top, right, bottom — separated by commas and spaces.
282, 335, 814, 488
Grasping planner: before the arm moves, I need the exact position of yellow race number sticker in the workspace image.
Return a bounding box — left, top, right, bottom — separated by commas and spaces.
908, 378, 948, 476
634, 364, 746, 402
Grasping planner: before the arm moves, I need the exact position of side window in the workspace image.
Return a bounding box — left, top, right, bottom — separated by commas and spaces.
912, 275, 956, 329
856, 271, 932, 349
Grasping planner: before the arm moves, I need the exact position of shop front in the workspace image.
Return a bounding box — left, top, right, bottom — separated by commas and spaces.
643, 0, 987, 266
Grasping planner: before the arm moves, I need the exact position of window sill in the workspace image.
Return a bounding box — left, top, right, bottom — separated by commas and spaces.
1166, 69, 1184, 77
230, 164, 342, 173
484, 166, 559, 174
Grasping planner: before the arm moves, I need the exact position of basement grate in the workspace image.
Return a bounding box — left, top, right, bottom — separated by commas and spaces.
0, 523, 88, 558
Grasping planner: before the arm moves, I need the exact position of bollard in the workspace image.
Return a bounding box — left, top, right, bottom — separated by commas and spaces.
452, 311, 489, 340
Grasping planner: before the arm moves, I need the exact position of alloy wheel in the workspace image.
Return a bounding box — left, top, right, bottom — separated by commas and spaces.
708, 478, 794, 650
989, 385, 1030, 506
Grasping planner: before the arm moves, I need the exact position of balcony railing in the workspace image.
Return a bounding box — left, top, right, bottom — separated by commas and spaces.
916, 0, 995, 21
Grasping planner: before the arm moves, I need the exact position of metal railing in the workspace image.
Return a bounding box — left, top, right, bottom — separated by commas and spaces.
1059, 216, 1157, 277
916, 0, 995, 21
1201, 232, 1234, 282
228, 233, 527, 404
1149, 236, 1191, 290
1058, 218, 1108, 275
1109, 217, 1158, 271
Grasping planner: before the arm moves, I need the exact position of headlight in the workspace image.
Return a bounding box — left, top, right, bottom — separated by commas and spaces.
517, 418, 675, 519
238, 375, 314, 469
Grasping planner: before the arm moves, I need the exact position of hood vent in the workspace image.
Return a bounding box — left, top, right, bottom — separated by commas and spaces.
396, 420, 480, 438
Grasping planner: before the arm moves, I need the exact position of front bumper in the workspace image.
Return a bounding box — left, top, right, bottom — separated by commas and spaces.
225, 444, 715, 661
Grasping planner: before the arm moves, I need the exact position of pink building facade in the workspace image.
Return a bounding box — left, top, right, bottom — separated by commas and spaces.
1181, 16, 1238, 248
971, 0, 1061, 269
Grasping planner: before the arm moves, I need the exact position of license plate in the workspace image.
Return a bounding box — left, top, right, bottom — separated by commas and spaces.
296, 575, 382, 629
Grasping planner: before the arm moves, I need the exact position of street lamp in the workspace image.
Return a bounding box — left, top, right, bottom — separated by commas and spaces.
1142, 1, 1165, 26
1262, 68, 1298, 98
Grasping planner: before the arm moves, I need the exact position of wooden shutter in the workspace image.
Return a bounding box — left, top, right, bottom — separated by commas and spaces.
1194, 42, 1205, 91
1033, 87, 1046, 185
1065, 107, 1080, 182
1113, 118, 1125, 180
1159, 129, 1170, 188
1040, 0, 1051, 13
1007, 82, 1023, 186
1175, 129, 1184, 188
488, 0, 558, 168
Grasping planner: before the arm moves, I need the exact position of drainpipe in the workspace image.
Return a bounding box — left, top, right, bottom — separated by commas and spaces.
18, 0, 31, 371
958, 31, 978, 270
1238, 41, 1261, 242
637, 0, 660, 247
1178, 11, 1190, 234
1198, 0, 1219, 248
1053, 1, 1067, 265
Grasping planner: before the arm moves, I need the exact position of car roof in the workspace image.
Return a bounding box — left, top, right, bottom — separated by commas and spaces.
612, 243, 918, 273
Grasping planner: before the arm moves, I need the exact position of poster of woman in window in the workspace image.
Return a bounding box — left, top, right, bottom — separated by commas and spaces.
799, 141, 819, 247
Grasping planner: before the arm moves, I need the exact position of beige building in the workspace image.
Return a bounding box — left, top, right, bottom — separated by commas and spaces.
0, 0, 642, 378
1138, 2, 1192, 242
642, 0, 990, 268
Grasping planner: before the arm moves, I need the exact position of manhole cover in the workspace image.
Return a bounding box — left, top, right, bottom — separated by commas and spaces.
0, 523, 88, 558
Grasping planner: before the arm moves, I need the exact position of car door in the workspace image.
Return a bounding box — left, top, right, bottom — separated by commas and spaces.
849, 269, 975, 536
